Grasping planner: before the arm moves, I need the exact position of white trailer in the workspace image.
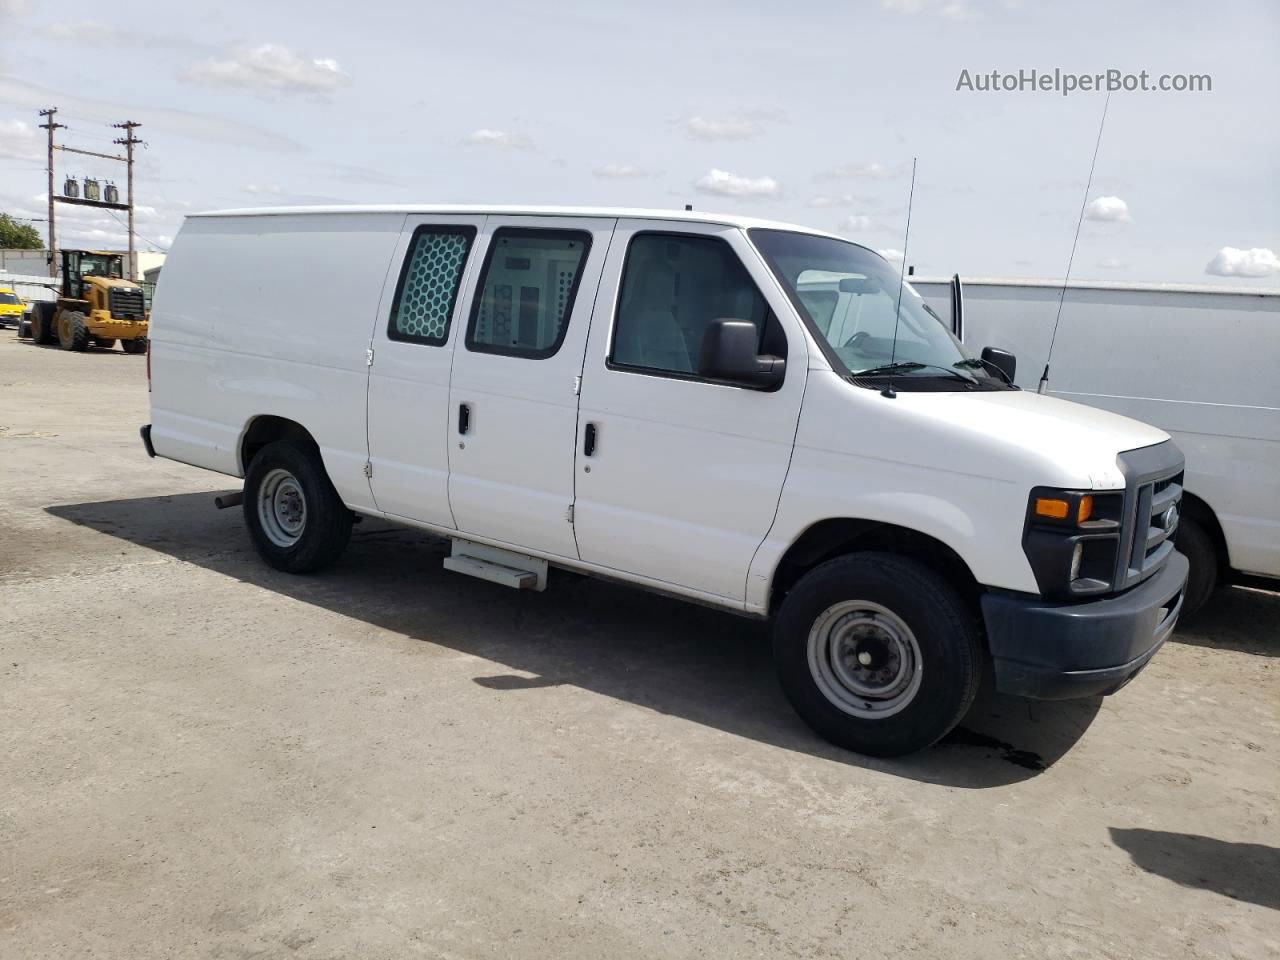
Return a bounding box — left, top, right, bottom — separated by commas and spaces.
912, 276, 1280, 616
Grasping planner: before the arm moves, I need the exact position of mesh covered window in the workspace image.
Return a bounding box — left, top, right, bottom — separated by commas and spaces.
388, 226, 475, 345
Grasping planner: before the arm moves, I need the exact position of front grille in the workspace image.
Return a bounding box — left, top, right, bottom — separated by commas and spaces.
1114, 442, 1184, 592
109, 286, 146, 321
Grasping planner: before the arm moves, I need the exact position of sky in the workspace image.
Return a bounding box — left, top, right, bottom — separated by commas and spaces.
1, 0, 1277, 286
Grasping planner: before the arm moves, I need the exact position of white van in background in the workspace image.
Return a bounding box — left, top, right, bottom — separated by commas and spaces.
912, 276, 1279, 617
142, 206, 1188, 757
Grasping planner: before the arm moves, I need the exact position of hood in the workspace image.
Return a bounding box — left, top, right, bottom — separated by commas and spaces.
895, 387, 1169, 489
808, 372, 1172, 491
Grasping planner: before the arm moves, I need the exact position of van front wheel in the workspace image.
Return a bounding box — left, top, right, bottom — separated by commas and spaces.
243, 441, 352, 573
773, 552, 982, 757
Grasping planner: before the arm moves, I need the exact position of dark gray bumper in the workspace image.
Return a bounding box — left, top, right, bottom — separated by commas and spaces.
982, 551, 1188, 700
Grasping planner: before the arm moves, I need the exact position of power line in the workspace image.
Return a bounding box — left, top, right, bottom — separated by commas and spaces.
102, 207, 170, 252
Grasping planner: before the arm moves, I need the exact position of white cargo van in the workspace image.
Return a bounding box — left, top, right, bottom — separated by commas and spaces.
912, 276, 1280, 617
142, 206, 1188, 757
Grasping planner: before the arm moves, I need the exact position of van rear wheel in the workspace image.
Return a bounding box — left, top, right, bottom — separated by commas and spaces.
773, 552, 982, 757
243, 441, 352, 573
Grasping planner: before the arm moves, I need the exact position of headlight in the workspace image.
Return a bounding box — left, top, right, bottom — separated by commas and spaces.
1023, 487, 1124, 600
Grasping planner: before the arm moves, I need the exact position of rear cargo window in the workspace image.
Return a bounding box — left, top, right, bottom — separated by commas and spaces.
466, 229, 591, 359
388, 225, 476, 346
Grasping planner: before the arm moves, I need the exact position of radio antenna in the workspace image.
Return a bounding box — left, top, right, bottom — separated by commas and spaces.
1039, 92, 1111, 395
882, 157, 918, 400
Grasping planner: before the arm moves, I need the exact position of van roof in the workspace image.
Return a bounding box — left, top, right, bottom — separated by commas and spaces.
189, 204, 847, 238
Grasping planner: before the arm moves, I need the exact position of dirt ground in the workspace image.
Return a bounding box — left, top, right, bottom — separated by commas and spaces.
1, 327, 1276, 960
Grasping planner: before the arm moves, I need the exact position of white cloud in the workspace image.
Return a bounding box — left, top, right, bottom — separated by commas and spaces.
1097, 257, 1129, 269
592, 164, 654, 179
679, 116, 760, 140
184, 44, 351, 95
242, 184, 284, 195
1205, 246, 1279, 278
0, 119, 41, 161
877, 248, 905, 261
693, 169, 780, 198
0, 0, 31, 15
463, 129, 531, 149
841, 215, 874, 231
808, 194, 869, 208
816, 162, 898, 181
1083, 195, 1131, 222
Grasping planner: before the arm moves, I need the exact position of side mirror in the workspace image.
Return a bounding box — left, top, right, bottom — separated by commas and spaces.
981, 346, 1016, 384
698, 319, 785, 389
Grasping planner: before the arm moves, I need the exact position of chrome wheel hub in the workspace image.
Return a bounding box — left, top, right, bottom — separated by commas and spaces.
807, 600, 923, 719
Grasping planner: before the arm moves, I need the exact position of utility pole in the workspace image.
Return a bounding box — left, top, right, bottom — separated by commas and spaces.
38, 107, 65, 278
112, 121, 143, 280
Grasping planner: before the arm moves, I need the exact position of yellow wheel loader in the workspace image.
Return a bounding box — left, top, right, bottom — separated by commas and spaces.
29, 250, 149, 353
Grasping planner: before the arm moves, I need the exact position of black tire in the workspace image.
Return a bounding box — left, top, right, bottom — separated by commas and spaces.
31, 303, 57, 344
58, 310, 90, 351
92, 337, 118, 350
121, 337, 148, 355
1177, 516, 1219, 619
243, 441, 352, 573
773, 552, 982, 757
19, 318, 31, 338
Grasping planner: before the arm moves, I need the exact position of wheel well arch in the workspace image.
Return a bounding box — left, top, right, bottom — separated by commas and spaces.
239, 415, 321, 475
768, 518, 983, 616
1180, 490, 1230, 580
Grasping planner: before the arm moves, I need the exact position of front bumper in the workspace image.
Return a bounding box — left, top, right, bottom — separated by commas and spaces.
981, 551, 1188, 700
88, 318, 148, 339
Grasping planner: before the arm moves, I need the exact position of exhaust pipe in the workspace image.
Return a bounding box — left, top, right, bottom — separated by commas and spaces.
214, 491, 244, 510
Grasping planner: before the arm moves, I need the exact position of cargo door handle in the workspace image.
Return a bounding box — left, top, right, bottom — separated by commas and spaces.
458, 403, 471, 435
583, 422, 597, 457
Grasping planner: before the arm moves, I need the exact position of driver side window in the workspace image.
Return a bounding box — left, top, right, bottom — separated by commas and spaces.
610, 233, 778, 377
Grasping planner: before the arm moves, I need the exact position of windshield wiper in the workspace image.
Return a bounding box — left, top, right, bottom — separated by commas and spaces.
853, 361, 977, 384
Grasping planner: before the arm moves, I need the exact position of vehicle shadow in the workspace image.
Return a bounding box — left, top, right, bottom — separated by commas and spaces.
1109, 828, 1280, 910
1174, 585, 1279, 658
48, 492, 1109, 789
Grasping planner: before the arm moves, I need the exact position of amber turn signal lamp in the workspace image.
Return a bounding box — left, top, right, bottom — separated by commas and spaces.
1077, 495, 1094, 523
1034, 497, 1070, 520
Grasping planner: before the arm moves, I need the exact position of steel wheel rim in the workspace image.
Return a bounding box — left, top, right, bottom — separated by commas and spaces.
258, 468, 307, 548
806, 600, 923, 719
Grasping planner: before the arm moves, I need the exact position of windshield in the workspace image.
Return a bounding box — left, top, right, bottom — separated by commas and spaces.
750, 229, 1012, 390
79, 254, 122, 279
0, 293, 19, 305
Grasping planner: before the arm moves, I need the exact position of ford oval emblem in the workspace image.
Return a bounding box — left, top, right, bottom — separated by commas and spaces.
1162, 505, 1178, 529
